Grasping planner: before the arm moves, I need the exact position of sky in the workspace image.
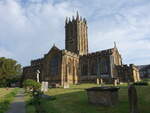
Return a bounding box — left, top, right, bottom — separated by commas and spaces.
0, 0, 150, 66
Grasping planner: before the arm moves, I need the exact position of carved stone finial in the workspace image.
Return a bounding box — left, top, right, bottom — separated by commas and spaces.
114, 41, 117, 49
65, 17, 68, 24
72, 16, 75, 20
69, 17, 71, 22
83, 18, 87, 24
76, 11, 79, 20
80, 16, 82, 21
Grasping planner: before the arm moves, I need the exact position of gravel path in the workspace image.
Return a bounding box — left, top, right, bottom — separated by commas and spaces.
6, 89, 25, 113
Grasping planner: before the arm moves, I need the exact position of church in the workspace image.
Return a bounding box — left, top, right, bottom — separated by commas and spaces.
22, 12, 140, 86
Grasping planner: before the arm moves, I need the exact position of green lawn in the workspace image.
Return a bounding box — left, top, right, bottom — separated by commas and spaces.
0, 88, 14, 97
0, 88, 19, 113
26, 84, 150, 113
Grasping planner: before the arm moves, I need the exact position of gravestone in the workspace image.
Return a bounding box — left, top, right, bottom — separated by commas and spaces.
41, 82, 48, 92
63, 82, 69, 89
128, 85, 139, 113
100, 78, 103, 86
36, 70, 40, 83
113, 79, 118, 86
96, 78, 100, 84
86, 86, 120, 106
51, 83, 60, 88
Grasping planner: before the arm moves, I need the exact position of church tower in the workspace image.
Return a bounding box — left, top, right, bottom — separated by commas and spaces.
65, 12, 88, 55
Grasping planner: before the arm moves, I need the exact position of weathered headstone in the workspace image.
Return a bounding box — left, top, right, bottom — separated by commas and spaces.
36, 70, 40, 83
86, 86, 120, 106
41, 81, 48, 92
100, 78, 103, 86
96, 78, 100, 84
128, 85, 139, 113
113, 79, 118, 86
63, 82, 69, 89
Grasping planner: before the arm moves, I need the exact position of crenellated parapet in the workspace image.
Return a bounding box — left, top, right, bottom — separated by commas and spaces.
31, 58, 44, 66
65, 11, 88, 55
65, 11, 87, 25
80, 48, 115, 59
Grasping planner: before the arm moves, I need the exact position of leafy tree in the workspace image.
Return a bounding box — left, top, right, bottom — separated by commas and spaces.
0, 57, 22, 87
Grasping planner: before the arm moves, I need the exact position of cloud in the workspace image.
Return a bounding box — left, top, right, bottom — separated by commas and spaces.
0, 0, 150, 66
0, 0, 74, 65
0, 48, 14, 58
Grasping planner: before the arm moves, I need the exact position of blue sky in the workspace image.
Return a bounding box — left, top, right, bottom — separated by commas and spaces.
0, 0, 150, 66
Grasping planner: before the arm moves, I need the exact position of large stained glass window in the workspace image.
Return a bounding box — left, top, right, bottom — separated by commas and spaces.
50, 55, 59, 75
91, 62, 97, 75
82, 64, 88, 75
100, 58, 108, 74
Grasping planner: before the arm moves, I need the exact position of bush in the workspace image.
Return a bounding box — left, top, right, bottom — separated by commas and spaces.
23, 79, 41, 94
23, 79, 46, 113
133, 81, 149, 86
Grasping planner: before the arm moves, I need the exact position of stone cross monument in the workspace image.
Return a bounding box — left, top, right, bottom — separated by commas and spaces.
36, 70, 40, 83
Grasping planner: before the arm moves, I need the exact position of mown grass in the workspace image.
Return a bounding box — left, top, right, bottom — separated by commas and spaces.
26, 83, 150, 113
0, 88, 19, 113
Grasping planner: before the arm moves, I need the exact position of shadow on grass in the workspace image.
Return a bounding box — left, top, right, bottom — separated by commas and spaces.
41, 90, 130, 113
26, 86, 150, 113
0, 100, 10, 113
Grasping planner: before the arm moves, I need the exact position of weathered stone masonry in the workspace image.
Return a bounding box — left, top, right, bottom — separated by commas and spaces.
22, 12, 140, 85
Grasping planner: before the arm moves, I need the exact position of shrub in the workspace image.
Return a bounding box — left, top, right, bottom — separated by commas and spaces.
23, 79, 46, 113
23, 79, 41, 94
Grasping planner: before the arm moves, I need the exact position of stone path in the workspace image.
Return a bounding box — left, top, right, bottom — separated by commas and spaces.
6, 89, 25, 113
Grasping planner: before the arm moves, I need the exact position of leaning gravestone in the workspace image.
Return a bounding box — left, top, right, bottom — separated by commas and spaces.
41, 82, 48, 92
128, 85, 139, 113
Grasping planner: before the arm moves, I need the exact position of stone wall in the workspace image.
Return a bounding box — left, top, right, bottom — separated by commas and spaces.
116, 64, 140, 82
65, 12, 88, 55
61, 50, 79, 85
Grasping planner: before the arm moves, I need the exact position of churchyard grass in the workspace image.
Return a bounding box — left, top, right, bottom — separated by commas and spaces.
26, 83, 150, 113
0, 88, 19, 113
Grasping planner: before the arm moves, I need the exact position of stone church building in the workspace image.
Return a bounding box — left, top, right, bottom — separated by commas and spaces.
23, 13, 140, 85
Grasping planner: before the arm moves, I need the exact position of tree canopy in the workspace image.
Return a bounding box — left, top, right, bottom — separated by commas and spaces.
0, 57, 22, 87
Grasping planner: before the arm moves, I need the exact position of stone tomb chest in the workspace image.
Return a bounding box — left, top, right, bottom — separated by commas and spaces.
86, 86, 120, 106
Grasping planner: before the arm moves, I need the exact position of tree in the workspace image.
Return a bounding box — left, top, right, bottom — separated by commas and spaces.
0, 57, 22, 87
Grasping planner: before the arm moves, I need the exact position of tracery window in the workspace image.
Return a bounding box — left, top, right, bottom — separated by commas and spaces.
50, 55, 59, 75
100, 58, 108, 74
82, 64, 88, 75
91, 62, 97, 75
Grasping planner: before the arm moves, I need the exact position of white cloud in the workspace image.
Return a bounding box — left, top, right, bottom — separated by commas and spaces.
0, 0, 74, 65
0, 48, 14, 58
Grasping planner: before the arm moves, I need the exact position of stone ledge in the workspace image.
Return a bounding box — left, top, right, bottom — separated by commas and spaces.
86, 86, 120, 92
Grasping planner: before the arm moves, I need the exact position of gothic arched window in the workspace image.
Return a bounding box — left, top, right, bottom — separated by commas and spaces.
100, 58, 108, 74
50, 55, 59, 75
91, 62, 97, 75
82, 64, 88, 75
